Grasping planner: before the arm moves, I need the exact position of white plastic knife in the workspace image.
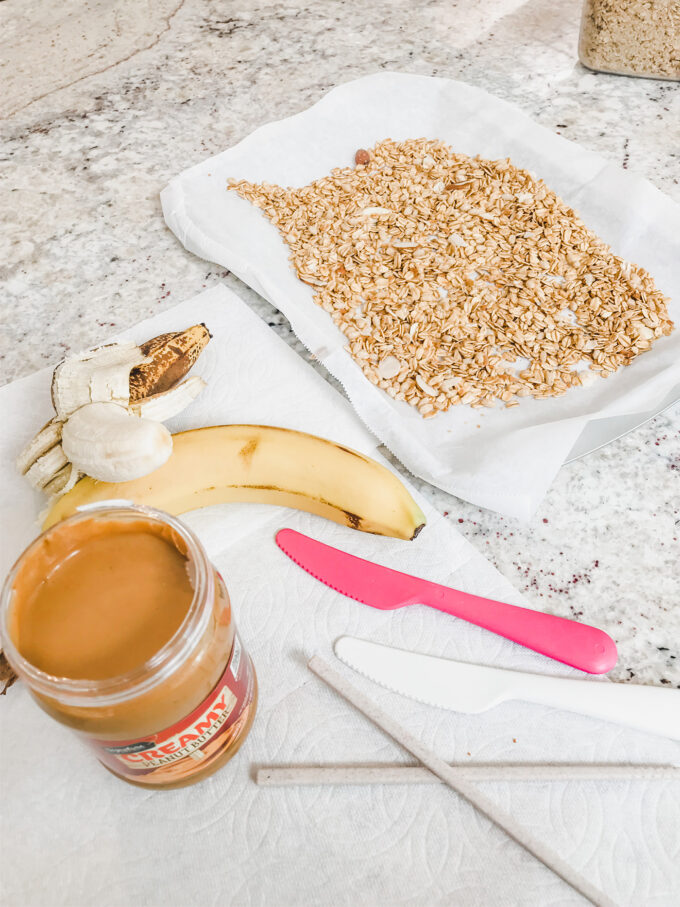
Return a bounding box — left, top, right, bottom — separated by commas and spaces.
334, 636, 680, 741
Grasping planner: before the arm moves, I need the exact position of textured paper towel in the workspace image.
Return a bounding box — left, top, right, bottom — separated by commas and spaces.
0, 286, 678, 907
161, 72, 680, 520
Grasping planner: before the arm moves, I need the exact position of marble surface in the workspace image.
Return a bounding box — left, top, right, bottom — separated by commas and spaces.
1, 0, 678, 687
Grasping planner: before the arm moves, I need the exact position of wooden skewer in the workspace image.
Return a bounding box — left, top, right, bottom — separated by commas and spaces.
308, 655, 618, 907
256, 762, 679, 787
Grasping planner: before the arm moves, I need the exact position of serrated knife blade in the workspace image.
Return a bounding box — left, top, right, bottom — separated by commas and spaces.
334, 636, 680, 740
275, 527, 425, 609
334, 636, 508, 713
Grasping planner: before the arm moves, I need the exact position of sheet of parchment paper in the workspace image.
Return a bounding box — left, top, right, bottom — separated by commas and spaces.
161, 73, 680, 519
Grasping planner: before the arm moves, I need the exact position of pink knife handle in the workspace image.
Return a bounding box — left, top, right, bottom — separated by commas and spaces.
422, 585, 617, 674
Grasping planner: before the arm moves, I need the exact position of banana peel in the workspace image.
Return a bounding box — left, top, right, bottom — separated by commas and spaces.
18, 325, 210, 494
43, 425, 426, 541
129, 324, 210, 401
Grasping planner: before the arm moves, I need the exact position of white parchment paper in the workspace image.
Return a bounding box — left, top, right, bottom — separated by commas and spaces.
161, 72, 680, 519
1, 286, 678, 907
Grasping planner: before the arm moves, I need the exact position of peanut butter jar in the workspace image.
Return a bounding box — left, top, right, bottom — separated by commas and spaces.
0, 504, 257, 788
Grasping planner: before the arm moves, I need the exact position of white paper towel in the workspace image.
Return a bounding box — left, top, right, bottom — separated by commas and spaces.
0, 286, 678, 907
161, 72, 680, 520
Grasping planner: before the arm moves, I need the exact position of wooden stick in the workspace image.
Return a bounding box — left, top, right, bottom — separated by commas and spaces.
308, 655, 617, 907
257, 762, 679, 787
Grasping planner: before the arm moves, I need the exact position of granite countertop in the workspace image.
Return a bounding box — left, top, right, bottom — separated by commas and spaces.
1, 0, 678, 686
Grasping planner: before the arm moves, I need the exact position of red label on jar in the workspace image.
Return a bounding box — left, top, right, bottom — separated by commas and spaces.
90, 633, 254, 784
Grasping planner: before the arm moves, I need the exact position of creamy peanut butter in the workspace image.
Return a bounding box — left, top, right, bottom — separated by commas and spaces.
10, 519, 193, 680
2, 506, 257, 788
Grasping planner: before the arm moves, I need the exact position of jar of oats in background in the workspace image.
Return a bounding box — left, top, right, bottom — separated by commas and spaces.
0, 504, 257, 788
579, 0, 680, 80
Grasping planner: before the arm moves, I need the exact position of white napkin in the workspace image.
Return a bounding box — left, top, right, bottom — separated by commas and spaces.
161, 72, 680, 520
1, 286, 678, 907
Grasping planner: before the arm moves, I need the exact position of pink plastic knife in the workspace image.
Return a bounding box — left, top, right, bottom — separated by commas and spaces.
276, 528, 618, 674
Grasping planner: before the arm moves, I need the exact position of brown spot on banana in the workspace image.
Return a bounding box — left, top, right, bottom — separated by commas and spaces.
342, 511, 362, 529
239, 438, 259, 463
229, 486, 364, 530
333, 443, 372, 462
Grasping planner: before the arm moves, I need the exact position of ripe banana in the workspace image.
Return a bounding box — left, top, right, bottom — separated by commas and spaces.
61, 402, 173, 482
43, 425, 426, 540
18, 325, 210, 494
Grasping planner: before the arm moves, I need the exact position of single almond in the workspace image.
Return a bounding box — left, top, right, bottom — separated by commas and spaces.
378, 356, 401, 380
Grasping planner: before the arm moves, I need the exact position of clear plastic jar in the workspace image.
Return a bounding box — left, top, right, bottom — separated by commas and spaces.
0, 505, 257, 788
579, 0, 680, 80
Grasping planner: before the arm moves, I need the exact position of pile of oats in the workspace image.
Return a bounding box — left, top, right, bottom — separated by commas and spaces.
229, 139, 673, 416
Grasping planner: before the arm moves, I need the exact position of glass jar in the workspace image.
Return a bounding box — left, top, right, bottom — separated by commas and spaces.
579, 0, 680, 80
0, 504, 257, 788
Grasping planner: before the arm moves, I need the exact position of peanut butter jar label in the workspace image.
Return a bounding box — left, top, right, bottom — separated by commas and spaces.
90, 633, 254, 784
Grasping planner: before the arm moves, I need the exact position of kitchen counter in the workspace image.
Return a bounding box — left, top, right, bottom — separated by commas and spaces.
1, 0, 678, 687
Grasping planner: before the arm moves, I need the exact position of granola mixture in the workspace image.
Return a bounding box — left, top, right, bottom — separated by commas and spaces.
229, 139, 673, 416
579, 0, 680, 80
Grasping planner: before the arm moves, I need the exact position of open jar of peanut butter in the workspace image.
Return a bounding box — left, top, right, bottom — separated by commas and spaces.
0, 504, 257, 788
